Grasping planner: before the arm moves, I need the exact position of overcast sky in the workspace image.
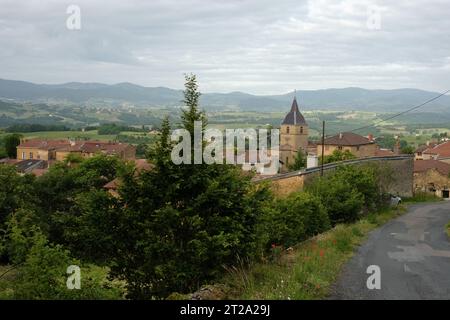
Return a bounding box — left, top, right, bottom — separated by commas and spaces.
0, 0, 449, 94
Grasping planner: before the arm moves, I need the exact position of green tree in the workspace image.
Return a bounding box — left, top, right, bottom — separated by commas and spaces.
288, 150, 306, 171
4, 134, 22, 158
109, 75, 272, 299
321, 149, 356, 164
0, 165, 33, 231
307, 171, 364, 225
259, 192, 330, 248
401, 145, 415, 154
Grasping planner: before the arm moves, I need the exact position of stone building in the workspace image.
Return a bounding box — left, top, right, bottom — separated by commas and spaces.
413, 159, 450, 198
279, 97, 308, 171
418, 140, 450, 163
316, 132, 378, 158
17, 139, 136, 161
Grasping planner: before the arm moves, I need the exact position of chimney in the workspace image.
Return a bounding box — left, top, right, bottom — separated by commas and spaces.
368, 133, 373, 142
339, 132, 343, 139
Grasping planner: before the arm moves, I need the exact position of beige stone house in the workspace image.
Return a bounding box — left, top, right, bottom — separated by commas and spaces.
316, 132, 378, 158
413, 159, 450, 198
419, 140, 450, 163
17, 139, 136, 162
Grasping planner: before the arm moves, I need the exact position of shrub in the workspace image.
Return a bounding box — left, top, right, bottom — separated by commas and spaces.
259, 192, 330, 248
13, 231, 125, 300
307, 175, 364, 225
332, 165, 379, 210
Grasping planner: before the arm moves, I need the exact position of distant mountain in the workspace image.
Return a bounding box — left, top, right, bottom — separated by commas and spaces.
0, 78, 449, 112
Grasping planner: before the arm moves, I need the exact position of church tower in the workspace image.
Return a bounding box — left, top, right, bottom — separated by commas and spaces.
280, 96, 308, 171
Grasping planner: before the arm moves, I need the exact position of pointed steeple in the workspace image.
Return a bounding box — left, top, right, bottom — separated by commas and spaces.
282, 96, 306, 125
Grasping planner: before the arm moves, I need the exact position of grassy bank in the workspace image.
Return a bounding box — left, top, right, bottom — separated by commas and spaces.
223, 205, 407, 300
403, 191, 442, 204
446, 222, 450, 239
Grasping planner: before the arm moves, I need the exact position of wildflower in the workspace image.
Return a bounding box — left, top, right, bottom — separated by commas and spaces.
319, 249, 325, 257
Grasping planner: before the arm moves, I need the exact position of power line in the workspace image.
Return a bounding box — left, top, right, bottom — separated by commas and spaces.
347, 89, 450, 134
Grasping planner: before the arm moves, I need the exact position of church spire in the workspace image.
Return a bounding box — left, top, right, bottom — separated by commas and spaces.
282, 95, 307, 125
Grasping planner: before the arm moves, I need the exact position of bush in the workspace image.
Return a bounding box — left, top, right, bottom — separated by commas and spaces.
13, 231, 124, 300
259, 192, 330, 248
307, 174, 364, 225
332, 165, 379, 210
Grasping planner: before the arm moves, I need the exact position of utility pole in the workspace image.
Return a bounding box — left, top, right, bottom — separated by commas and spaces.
321, 120, 325, 177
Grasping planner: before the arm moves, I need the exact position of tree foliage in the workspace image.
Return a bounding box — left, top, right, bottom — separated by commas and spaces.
4, 134, 22, 158
288, 150, 306, 171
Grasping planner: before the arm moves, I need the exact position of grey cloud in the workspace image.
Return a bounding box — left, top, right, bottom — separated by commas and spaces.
0, 0, 449, 94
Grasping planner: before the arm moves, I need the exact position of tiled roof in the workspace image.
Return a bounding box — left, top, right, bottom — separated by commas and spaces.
414, 159, 450, 176
282, 97, 307, 125
422, 141, 450, 158
103, 159, 154, 190
322, 132, 373, 146
18, 139, 71, 150
19, 139, 133, 155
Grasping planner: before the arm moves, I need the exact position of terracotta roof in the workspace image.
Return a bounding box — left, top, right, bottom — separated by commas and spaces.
19, 139, 134, 157
422, 141, 450, 158
282, 97, 307, 125
104, 178, 120, 190
321, 132, 373, 146
0, 158, 20, 165
134, 159, 154, 171
18, 139, 71, 150
103, 159, 154, 191
414, 159, 450, 176
58, 141, 132, 154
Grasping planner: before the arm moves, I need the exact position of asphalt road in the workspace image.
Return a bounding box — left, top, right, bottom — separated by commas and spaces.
330, 201, 450, 299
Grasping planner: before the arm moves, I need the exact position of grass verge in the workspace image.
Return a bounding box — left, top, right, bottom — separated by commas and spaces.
446, 222, 450, 240
402, 191, 442, 204
223, 205, 407, 300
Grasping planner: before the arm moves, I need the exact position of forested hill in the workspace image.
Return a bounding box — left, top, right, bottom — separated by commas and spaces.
1, 78, 449, 112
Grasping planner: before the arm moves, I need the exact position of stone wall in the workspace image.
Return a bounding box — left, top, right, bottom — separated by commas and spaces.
414, 169, 450, 197
256, 155, 414, 198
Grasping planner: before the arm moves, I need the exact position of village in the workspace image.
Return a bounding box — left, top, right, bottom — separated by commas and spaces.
2, 96, 450, 199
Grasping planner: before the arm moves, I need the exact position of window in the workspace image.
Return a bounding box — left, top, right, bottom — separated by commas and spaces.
29, 152, 33, 159
338, 146, 343, 150
286, 126, 290, 134
300, 127, 303, 134
356, 146, 360, 151
22, 152, 25, 160
286, 157, 289, 166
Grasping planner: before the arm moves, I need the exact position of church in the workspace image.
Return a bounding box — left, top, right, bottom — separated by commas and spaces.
279, 96, 309, 172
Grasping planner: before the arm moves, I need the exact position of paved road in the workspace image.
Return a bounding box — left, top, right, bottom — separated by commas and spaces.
330, 201, 450, 299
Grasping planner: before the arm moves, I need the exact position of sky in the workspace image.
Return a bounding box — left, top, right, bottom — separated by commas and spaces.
0, 0, 449, 94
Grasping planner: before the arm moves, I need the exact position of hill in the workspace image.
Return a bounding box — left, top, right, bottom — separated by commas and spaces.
1, 78, 449, 112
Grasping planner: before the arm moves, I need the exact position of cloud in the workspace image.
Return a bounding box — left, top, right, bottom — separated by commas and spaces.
0, 0, 449, 94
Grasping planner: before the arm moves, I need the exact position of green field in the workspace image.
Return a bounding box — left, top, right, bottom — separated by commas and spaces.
0, 130, 158, 142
